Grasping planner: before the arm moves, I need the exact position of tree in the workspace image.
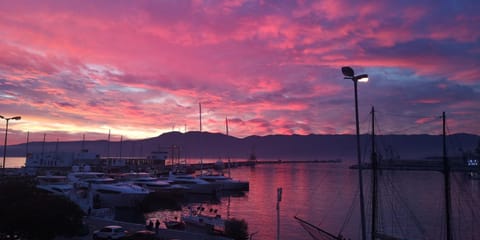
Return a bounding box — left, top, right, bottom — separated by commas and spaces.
0, 177, 86, 240
224, 218, 249, 240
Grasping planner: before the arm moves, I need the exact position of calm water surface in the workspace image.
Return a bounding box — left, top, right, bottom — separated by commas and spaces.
7, 157, 480, 239
4, 157, 25, 168
146, 161, 480, 240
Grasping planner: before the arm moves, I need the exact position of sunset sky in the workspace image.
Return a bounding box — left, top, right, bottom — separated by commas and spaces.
1, 0, 479, 144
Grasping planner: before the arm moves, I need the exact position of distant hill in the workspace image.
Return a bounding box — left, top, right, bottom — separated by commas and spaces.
4, 132, 479, 161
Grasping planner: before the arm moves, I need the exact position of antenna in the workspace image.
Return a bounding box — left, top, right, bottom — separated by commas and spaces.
199, 102, 202, 132
81, 134, 86, 152
25, 131, 30, 157
119, 136, 123, 160
225, 116, 229, 136
107, 129, 111, 158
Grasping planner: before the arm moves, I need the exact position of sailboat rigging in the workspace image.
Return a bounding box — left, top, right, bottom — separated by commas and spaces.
371, 107, 378, 240
442, 112, 453, 240
295, 108, 458, 240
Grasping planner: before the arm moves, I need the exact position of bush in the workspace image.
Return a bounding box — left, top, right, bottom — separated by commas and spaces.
0, 177, 85, 240
224, 218, 249, 240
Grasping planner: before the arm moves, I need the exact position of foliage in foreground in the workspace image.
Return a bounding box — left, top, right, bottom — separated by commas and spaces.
224, 218, 249, 240
0, 177, 85, 240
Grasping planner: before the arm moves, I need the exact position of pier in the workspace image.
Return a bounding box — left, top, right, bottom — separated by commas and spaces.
170, 158, 342, 171
55, 216, 232, 240
349, 158, 476, 172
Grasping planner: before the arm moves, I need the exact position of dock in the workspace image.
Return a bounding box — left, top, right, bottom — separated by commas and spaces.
350, 158, 476, 172
55, 216, 232, 240
178, 159, 342, 171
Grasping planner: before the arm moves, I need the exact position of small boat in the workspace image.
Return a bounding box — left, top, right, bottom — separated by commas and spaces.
182, 206, 226, 234
213, 159, 224, 170
468, 171, 480, 179
164, 219, 186, 230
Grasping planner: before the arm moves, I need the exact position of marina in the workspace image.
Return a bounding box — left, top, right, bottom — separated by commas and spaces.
2, 155, 480, 239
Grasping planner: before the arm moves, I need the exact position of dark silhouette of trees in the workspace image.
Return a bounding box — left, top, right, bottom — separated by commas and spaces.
0, 177, 85, 240
224, 218, 249, 240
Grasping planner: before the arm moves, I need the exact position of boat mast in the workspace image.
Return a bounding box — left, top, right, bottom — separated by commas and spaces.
226, 116, 232, 219
25, 131, 29, 157
277, 187, 282, 240
199, 102, 202, 132
226, 116, 231, 178
41, 133, 46, 164
119, 135, 123, 160
371, 106, 378, 240
81, 134, 86, 152
225, 116, 229, 136
107, 129, 111, 159
199, 102, 203, 173
443, 112, 453, 240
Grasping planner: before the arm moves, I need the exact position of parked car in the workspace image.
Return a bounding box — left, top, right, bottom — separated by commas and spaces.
92, 225, 128, 240
123, 230, 157, 240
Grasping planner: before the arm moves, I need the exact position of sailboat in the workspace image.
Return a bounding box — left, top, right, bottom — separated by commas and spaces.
295, 108, 455, 240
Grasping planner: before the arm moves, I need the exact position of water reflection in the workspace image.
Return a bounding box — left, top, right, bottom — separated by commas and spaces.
144, 162, 480, 240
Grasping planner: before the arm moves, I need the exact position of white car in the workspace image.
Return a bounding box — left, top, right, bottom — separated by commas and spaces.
93, 225, 127, 240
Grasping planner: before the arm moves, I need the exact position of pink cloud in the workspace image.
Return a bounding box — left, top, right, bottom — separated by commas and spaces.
0, 0, 479, 143
413, 99, 442, 104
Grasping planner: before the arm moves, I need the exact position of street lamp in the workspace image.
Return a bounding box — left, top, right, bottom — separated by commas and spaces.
341, 66, 368, 240
1, 115, 21, 173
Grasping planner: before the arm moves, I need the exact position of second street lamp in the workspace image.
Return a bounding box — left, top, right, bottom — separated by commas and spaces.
1, 115, 21, 173
341, 66, 368, 240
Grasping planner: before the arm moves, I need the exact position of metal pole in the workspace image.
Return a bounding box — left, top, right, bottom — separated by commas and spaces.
354, 79, 367, 240
199, 102, 202, 132
443, 112, 453, 240
371, 106, 378, 240
25, 131, 30, 157
277, 187, 282, 240
2, 119, 9, 173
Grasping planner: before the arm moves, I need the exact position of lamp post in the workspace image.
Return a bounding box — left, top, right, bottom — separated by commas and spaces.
1, 115, 21, 173
341, 66, 368, 240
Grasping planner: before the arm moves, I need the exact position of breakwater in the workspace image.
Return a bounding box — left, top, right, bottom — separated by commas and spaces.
179, 158, 342, 171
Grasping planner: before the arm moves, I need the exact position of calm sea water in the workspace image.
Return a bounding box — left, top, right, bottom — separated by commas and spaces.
7, 157, 480, 239
4, 157, 26, 168
145, 161, 480, 240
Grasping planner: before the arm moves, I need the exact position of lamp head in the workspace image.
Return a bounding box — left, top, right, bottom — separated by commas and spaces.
341, 66, 355, 78
0, 115, 4, 119
12, 116, 21, 120
355, 74, 369, 82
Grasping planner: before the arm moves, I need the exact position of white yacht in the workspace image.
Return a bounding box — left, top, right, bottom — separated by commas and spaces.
165, 172, 219, 195
88, 178, 150, 208
115, 172, 189, 197
36, 175, 73, 195
197, 173, 249, 191
68, 171, 149, 208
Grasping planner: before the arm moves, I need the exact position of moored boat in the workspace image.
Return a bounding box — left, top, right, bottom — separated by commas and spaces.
197, 173, 249, 191
165, 171, 219, 195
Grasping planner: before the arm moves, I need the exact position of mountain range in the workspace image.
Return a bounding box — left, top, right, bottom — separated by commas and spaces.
4, 131, 479, 161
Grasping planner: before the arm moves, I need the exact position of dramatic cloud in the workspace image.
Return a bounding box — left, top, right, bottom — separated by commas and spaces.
0, 0, 479, 144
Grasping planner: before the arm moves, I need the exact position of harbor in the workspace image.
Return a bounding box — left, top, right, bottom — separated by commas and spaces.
0, 152, 348, 240
2, 151, 480, 240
